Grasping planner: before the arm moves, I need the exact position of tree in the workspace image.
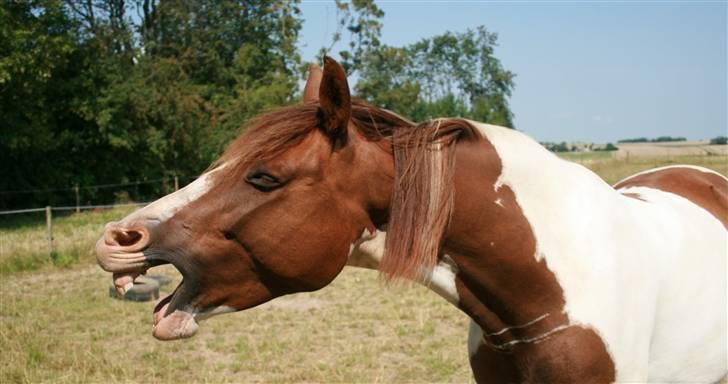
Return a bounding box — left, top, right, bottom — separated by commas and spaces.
320, 0, 384, 74
355, 26, 515, 126
0, 0, 87, 208
710, 136, 727, 145
1, 0, 305, 209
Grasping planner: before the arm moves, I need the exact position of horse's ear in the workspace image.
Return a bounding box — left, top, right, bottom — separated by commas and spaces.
319, 56, 351, 141
303, 64, 323, 103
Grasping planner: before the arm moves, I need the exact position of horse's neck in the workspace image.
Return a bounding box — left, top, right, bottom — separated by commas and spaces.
444, 123, 619, 335
348, 124, 621, 336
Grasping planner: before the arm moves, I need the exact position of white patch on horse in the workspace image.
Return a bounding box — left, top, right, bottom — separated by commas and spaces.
494, 198, 504, 207
120, 165, 225, 226
467, 320, 484, 358
419, 254, 459, 305
347, 230, 460, 305
475, 122, 727, 383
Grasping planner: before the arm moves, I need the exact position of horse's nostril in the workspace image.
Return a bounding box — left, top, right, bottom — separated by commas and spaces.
105, 226, 149, 249
115, 230, 142, 246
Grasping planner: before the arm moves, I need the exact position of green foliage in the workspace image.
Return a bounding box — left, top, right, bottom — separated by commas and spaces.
1, 0, 303, 209
2, 0, 516, 210
322, 0, 384, 74
355, 26, 515, 126
0, 0, 92, 208
541, 142, 570, 152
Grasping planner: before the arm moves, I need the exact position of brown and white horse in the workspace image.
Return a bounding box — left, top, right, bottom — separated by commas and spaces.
96, 57, 727, 383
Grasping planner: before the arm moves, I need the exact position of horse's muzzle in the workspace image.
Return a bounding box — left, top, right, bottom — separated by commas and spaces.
96, 222, 152, 293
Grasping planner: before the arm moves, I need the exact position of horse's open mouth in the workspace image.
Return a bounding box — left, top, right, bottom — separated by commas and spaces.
113, 265, 200, 341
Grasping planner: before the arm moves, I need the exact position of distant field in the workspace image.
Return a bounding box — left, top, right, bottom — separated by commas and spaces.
559, 150, 728, 184
615, 141, 728, 158
1, 153, 727, 383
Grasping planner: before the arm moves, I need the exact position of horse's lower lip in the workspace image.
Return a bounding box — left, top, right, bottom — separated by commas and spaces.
152, 280, 199, 340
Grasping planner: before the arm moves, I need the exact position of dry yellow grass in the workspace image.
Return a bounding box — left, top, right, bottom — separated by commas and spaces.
560, 152, 728, 185
1, 154, 727, 383
0, 265, 472, 383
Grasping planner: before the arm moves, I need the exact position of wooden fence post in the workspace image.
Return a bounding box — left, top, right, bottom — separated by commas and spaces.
74, 184, 80, 213
45, 206, 54, 257
174, 175, 179, 191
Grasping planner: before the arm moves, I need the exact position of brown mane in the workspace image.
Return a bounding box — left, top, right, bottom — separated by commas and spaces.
212, 100, 480, 280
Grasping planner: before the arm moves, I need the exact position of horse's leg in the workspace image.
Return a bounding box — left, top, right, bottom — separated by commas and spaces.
468, 320, 519, 384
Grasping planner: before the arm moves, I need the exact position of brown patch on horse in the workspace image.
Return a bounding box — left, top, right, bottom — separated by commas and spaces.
614, 167, 728, 229
445, 135, 615, 383
470, 345, 519, 384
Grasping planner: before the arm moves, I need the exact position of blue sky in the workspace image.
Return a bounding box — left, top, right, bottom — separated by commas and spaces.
298, 1, 726, 143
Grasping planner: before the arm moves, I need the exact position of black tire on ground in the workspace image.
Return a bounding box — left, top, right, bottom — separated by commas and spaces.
109, 276, 160, 302
146, 274, 172, 287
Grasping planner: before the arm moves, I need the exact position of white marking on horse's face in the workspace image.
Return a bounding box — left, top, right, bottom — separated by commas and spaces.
347, 230, 460, 305
494, 198, 504, 207
118, 166, 224, 226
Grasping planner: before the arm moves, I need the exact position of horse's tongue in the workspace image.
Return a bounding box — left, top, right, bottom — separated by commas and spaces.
113, 272, 140, 294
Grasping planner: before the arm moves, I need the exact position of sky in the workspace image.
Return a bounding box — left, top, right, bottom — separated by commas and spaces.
297, 1, 727, 143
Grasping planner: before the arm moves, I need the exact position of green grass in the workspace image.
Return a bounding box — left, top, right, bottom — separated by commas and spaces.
1, 154, 727, 383
0, 207, 136, 274
0, 265, 472, 383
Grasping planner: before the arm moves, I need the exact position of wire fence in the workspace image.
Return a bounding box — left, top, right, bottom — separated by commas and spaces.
0, 177, 190, 264
0, 178, 172, 195
0, 202, 148, 216
0, 202, 154, 261
0, 175, 191, 213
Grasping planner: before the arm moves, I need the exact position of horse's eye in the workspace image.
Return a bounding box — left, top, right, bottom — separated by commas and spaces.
245, 170, 282, 191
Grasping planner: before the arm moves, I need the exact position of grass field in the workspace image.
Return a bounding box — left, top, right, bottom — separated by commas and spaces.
1, 153, 727, 383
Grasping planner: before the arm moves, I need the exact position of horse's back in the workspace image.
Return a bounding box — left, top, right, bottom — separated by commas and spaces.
614, 165, 727, 382
614, 165, 728, 228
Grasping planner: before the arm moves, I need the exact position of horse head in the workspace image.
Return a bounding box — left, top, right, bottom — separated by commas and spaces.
96, 57, 401, 340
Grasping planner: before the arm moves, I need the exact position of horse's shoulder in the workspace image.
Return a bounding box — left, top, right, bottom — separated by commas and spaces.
614, 165, 728, 228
